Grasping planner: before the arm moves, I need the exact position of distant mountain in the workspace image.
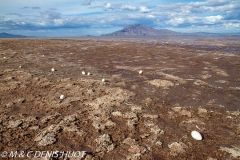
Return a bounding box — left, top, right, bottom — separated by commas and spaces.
102, 24, 180, 36
0, 32, 27, 38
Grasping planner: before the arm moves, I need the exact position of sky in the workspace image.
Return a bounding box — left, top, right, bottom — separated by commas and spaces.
0, 0, 240, 36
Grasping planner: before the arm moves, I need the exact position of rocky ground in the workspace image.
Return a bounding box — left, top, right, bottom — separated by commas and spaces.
0, 36, 240, 159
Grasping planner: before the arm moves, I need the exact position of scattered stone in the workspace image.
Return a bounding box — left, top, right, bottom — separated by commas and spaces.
207, 157, 218, 160
213, 69, 229, 77
215, 80, 228, 84
41, 112, 61, 123
63, 125, 84, 136
148, 79, 174, 88
226, 111, 240, 117
198, 108, 208, 115
127, 119, 137, 130
112, 111, 123, 117
36, 132, 56, 146
139, 70, 143, 75
140, 134, 150, 139
144, 121, 164, 135
126, 153, 141, 160
193, 79, 208, 86
179, 109, 192, 117
220, 146, 240, 158
123, 138, 146, 154
143, 97, 153, 106
29, 126, 39, 130
16, 98, 26, 103
123, 112, 138, 120
128, 145, 146, 154
172, 107, 191, 117
92, 117, 116, 131
95, 134, 115, 153
172, 107, 182, 113
142, 114, 158, 119
60, 114, 77, 125
229, 87, 240, 91
201, 74, 212, 79
123, 137, 136, 146
168, 142, 188, 157
131, 106, 142, 112
158, 72, 186, 84
7, 119, 23, 128
155, 141, 163, 148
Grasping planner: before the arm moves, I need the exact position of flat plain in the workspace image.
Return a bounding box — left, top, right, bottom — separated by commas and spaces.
0, 35, 240, 159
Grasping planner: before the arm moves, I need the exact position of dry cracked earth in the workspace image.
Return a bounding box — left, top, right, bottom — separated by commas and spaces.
0, 36, 240, 160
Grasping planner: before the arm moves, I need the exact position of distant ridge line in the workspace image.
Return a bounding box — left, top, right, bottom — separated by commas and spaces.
102, 24, 180, 36
0, 32, 27, 38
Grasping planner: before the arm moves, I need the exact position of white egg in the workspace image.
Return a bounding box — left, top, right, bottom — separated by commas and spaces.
87, 72, 91, 75
82, 71, 86, 75
139, 70, 143, 74
191, 131, 203, 140
51, 68, 55, 72
60, 94, 66, 99
102, 78, 106, 82
19, 65, 22, 68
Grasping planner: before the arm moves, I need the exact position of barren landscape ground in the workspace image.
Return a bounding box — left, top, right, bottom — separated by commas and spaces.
0, 36, 240, 159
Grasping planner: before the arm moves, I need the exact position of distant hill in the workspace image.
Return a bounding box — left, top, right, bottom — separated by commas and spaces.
102, 24, 180, 36
0, 32, 27, 38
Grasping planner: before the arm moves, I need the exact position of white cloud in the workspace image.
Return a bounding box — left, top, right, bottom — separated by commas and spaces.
121, 5, 136, 11
82, 0, 93, 6
167, 17, 185, 26
224, 22, 240, 29
139, 6, 150, 13
204, 15, 223, 24
54, 19, 63, 26
103, 3, 114, 11
146, 14, 155, 18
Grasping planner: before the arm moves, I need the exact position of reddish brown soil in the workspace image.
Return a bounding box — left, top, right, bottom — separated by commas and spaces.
0, 37, 240, 160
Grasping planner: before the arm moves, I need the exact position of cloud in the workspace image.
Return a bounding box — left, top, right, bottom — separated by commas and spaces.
22, 6, 30, 9
22, 6, 41, 10
40, 10, 62, 20
204, 15, 223, 24
121, 5, 136, 11
146, 14, 155, 18
6, 13, 23, 17
82, 0, 94, 6
139, 6, 150, 13
32, 7, 41, 9
167, 18, 185, 26
103, 3, 114, 11
206, 0, 230, 6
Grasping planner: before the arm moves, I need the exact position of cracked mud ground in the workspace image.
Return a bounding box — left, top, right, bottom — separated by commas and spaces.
0, 36, 240, 159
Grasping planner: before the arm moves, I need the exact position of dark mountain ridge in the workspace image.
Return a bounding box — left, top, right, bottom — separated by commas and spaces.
102, 24, 180, 36
0, 32, 26, 38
